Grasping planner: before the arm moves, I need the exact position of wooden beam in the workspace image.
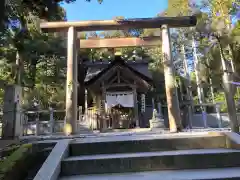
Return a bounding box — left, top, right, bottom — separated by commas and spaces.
105, 83, 135, 89
108, 76, 118, 85
40, 16, 197, 32
79, 36, 161, 48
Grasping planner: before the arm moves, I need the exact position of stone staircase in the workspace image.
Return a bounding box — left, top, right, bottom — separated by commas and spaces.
56, 133, 240, 180
76, 120, 93, 134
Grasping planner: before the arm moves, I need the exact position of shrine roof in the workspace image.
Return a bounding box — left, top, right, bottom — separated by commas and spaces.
84, 57, 153, 85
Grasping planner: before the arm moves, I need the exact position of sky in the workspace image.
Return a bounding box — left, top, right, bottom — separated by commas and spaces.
61, 0, 168, 21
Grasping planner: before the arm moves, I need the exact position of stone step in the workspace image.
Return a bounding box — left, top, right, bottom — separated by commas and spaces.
61, 149, 240, 176
77, 124, 93, 134
59, 167, 240, 180
69, 135, 226, 156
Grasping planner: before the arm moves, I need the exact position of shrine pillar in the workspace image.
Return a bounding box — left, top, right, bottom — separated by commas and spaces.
85, 89, 88, 113
65, 26, 78, 134
133, 84, 139, 128
161, 24, 182, 132
101, 82, 107, 131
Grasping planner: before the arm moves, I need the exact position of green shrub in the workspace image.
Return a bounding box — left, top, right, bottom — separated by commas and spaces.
0, 144, 32, 180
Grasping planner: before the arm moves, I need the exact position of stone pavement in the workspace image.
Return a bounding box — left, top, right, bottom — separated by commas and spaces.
71, 130, 223, 144
19, 127, 231, 142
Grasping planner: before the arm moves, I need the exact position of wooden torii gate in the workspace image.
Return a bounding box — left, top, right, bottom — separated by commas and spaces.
40, 16, 197, 134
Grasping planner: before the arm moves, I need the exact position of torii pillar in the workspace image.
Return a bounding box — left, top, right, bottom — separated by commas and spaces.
162, 25, 182, 132
65, 27, 78, 134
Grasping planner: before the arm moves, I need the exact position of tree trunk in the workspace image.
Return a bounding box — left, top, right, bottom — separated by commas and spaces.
192, 36, 207, 128
0, 0, 5, 30
15, 51, 24, 86
29, 58, 38, 88
217, 42, 239, 132
218, 38, 239, 132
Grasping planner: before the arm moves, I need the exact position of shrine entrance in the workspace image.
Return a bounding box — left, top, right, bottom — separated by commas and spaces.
105, 92, 135, 129
84, 55, 152, 131
40, 16, 197, 134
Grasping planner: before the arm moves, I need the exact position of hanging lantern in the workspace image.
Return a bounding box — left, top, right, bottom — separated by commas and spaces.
114, 49, 122, 56
141, 94, 146, 112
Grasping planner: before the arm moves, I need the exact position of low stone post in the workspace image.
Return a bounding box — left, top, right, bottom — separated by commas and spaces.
24, 114, 28, 135
78, 106, 83, 132
79, 106, 83, 122
157, 102, 163, 119
216, 103, 222, 128
149, 109, 165, 129
35, 110, 40, 136
152, 98, 155, 111
49, 107, 54, 134
201, 106, 208, 128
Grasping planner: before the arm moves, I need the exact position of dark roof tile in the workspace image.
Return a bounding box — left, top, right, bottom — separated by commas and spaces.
84, 57, 153, 85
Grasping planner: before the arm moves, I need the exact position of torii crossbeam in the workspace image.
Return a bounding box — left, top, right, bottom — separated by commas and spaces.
40, 16, 197, 134
79, 36, 161, 49
40, 16, 196, 32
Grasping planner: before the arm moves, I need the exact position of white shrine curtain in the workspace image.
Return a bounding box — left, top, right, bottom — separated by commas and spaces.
106, 91, 134, 108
